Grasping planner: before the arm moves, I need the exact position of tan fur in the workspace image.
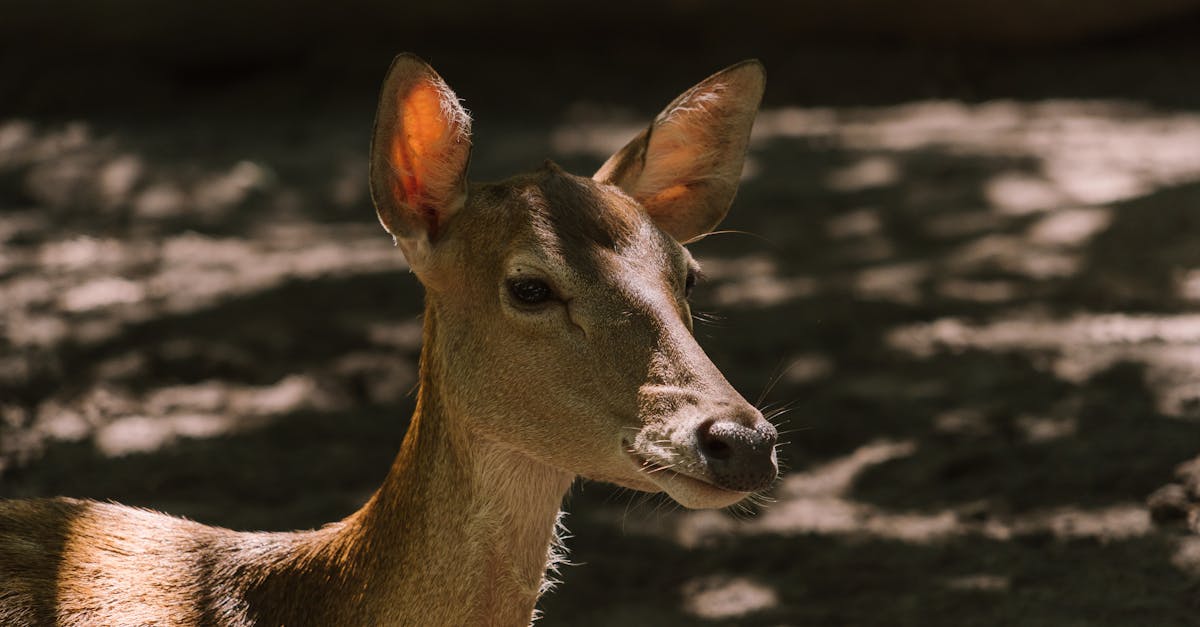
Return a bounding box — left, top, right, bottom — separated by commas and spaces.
0, 55, 770, 626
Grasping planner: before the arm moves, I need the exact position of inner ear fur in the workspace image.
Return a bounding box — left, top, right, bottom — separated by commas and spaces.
369, 53, 472, 260
595, 60, 765, 243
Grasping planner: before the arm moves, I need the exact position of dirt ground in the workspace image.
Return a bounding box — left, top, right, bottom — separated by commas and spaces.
4, 18, 1200, 625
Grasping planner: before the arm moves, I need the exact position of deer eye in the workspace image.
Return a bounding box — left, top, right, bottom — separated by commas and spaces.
684, 270, 697, 298
507, 277, 554, 306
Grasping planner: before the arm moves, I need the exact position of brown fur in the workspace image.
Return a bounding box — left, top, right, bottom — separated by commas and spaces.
0, 55, 769, 626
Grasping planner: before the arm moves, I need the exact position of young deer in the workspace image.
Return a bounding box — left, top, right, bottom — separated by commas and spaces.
0, 54, 777, 626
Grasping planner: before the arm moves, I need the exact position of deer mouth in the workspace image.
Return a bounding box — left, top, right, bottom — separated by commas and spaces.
623, 444, 751, 509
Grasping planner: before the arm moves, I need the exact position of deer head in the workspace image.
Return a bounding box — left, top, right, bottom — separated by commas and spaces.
369, 54, 776, 509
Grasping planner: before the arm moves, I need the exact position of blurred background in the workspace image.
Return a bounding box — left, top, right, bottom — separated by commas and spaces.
4, 1, 1200, 624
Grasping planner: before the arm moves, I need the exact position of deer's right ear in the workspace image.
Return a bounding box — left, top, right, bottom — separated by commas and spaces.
369, 54, 472, 269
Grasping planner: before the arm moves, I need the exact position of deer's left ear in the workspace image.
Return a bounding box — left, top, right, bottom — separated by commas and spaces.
594, 60, 764, 243
370, 53, 472, 270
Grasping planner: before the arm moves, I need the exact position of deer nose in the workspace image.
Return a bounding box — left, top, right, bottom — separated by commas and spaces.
696, 412, 778, 492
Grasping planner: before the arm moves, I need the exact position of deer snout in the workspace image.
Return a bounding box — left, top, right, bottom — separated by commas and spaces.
696, 411, 779, 492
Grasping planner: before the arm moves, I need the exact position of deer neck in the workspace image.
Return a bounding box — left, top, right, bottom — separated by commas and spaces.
339, 303, 575, 625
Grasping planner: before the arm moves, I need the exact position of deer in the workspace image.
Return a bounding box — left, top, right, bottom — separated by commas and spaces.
0, 54, 778, 626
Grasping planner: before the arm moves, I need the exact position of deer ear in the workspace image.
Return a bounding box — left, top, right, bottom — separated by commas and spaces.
594, 60, 764, 243
370, 54, 472, 267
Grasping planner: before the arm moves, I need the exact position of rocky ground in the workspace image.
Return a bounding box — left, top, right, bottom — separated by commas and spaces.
3, 34, 1200, 625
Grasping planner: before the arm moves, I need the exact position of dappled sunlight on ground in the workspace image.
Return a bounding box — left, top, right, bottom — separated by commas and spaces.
681, 575, 779, 621
889, 313, 1200, 417
4, 80, 1200, 624
754, 100, 1200, 206
1172, 536, 1200, 576
0, 119, 420, 471
542, 92, 1200, 623
2, 227, 406, 347
667, 440, 1152, 547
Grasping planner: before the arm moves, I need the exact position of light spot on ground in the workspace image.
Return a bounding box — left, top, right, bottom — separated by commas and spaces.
827, 156, 899, 192
1026, 207, 1112, 247
854, 261, 928, 304
826, 208, 883, 239
985, 173, 1066, 215
682, 575, 779, 620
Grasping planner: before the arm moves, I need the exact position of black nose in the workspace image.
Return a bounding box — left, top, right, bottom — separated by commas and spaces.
697, 414, 778, 492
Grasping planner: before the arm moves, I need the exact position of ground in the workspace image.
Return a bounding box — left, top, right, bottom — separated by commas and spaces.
3, 35, 1200, 625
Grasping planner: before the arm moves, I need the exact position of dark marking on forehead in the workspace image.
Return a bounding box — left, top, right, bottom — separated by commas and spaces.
470, 164, 683, 291
529, 163, 645, 253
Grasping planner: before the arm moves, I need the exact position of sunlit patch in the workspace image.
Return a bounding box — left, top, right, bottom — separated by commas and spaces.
826, 208, 882, 239
699, 253, 817, 308
7, 311, 69, 348
892, 313, 1200, 355
1170, 537, 1200, 576
60, 277, 145, 312
1178, 269, 1200, 303
1043, 161, 1144, 207
681, 575, 779, 620
724, 440, 957, 544
826, 156, 898, 192
0, 211, 46, 244
1, 121, 281, 220
1015, 414, 1078, 443
699, 253, 776, 280
933, 408, 992, 436
366, 320, 424, 349
782, 440, 919, 498
1026, 207, 1112, 247
854, 261, 928, 304
0, 118, 35, 154
135, 182, 188, 218
95, 414, 225, 457
193, 160, 270, 215
984, 173, 1067, 215
947, 234, 1080, 279
782, 353, 834, 384
9, 375, 340, 462
991, 504, 1152, 542
98, 154, 144, 208
711, 274, 817, 307
32, 406, 90, 442
0, 224, 407, 362
38, 236, 136, 270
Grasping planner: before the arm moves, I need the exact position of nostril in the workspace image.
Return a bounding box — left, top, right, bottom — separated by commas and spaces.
699, 421, 735, 461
